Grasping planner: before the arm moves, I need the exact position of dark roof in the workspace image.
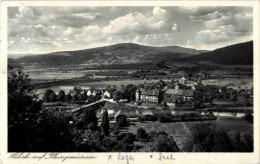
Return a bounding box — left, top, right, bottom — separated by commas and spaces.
164, 97, 176, 103
140, 89, 159, 96
193, 85, 204, 90
165, 89, 194, 97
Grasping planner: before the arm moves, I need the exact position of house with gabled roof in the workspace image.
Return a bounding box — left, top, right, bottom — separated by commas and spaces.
164, 89, 194, 101
136, 88, 160, 103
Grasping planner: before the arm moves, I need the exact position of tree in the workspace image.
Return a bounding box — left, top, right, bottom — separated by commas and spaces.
83, 109, 98, 125
88, 123, 98, 131
150, 135, 179, 152
32, 109, 82, 152
244, 113, 253, 122
102, 137, 116, 150
101, 109, 110, 136
43, 89, 55, 102
72, 93, 80, 103
57, 90, 65, 102
49, 92, 57, 102
136, 128, 147, 140
65, 93, 72, 102
73, 86, 83, 95
113, 91, 123, 102
8, 70, 42, 151
183, 122, 233, 152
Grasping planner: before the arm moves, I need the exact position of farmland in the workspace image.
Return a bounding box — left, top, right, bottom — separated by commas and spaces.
127, 118, 253, 150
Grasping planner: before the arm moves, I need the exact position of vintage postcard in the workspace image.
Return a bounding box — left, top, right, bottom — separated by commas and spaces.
0, 1, 259, 164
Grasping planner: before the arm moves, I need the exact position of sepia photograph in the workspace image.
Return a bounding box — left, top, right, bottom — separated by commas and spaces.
3, 2, 259, 160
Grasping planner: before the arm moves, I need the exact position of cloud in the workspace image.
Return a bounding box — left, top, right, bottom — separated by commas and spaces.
16, 6, 34, 18
153, 6, 167, 19
171, 24, 178, 31
63, 27, 75, 36
143, 33, 174, 46
8, 6, 253, 54
189, 7, 253, 44
103, 7, 177, 35
198, 28, 229, 43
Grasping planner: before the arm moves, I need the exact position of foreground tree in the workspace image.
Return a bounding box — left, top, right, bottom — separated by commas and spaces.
101, 109, 110, 136
150, 135, 179, 152
182, 122, 253, 152
8, 69, 41, 151
8, 69, 101, 152
83, 109, 98, 126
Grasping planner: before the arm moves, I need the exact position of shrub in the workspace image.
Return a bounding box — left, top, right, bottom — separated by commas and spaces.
102, 137, 116, 150
244, 113, 253, 122
158, 113, 172, 123
136, 128, 147, 139
116, 116, 128, 127
142, 114, 158, 121
122, 133, 136, 144
150, 135, 179, 152
183, 122, 234, 152
88, 123, 97, 131
112, 141, 133, 152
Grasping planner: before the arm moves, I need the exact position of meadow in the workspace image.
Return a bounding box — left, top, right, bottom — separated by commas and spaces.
127, 118, 253, 150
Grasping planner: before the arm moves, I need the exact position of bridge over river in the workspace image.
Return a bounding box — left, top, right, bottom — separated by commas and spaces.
68, 99, 114, 114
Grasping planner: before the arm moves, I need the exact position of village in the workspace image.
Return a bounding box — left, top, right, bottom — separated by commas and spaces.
39, 73, 254, 151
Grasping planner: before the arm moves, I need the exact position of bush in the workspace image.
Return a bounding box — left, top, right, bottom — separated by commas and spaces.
112, 141, 133, 152
142, 114, 158, 121
122, 133, 136, 144
136, 128, 147, 139
244, 113, 253, 122
88, 123, 97, 131
150, 135, 179, 152
158, 113, 172, 123
183, 122, 235, 152
102, 137, 116, 150
116, 116, 128, 127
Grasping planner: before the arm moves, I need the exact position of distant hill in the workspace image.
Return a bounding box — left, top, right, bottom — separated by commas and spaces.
9, 43, 206, 66
182, 41, 253, 65
9, 41, 253, 67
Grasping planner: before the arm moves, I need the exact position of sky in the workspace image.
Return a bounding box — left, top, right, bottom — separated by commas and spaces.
8, 6, 253, 55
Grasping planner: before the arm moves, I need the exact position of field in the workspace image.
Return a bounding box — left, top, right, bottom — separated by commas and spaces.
202, 78, 253, 90
127, 118, 253, 150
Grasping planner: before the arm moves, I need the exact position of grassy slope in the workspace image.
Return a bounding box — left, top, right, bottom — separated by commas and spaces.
11, 43, 206, 66
179, 41, 253, 65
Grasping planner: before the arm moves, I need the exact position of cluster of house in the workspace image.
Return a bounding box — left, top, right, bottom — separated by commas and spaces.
85, 76, 253, 107
135, 76, 253, 107
84, 88, 113, 99
135, 76, 200, 106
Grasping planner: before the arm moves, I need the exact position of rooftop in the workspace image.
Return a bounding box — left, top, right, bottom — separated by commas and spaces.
165, 89, 194, 97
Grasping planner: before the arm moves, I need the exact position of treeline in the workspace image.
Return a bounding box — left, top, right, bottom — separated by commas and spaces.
42, 87, 102, 104
137, 113, 217, 123
183, 122, 253, 152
